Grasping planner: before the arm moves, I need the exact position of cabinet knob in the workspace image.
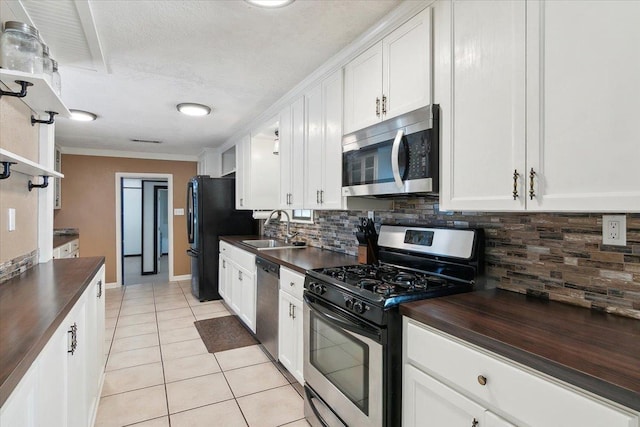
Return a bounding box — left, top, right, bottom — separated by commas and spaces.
472, 418, 479, 427
477, 375, 487, 386
290, 281, 295, 287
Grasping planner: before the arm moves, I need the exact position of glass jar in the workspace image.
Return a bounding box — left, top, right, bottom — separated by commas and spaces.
42, 44, 53, 83
51, 59, 61, 96
0, 21, 43, 74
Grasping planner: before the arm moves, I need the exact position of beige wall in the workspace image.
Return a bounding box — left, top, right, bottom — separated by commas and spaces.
54, 155, 197, 283
0, 97, 39, 263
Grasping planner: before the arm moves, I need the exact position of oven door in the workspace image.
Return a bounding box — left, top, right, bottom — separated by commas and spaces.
303, 293, 383, 427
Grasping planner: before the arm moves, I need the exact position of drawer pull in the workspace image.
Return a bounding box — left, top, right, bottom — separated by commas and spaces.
477, 375, 487, 386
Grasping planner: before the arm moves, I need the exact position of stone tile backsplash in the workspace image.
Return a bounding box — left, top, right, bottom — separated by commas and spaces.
263, 198, 640, 319
0, 249, 38, 285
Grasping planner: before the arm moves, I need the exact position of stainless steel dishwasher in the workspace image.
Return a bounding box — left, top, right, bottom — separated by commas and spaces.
255, 256, 280, 360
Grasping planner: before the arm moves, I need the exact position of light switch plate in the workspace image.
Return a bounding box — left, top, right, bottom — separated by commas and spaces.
174, 208, 185, 216
602, 215, 626, 246
7, 208, 15, 231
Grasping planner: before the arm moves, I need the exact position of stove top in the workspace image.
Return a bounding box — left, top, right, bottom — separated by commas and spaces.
304, 225, 483, 321
313, 264, 453, 298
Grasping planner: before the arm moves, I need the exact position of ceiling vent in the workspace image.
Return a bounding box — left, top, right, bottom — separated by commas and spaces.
131, 139, 162, 144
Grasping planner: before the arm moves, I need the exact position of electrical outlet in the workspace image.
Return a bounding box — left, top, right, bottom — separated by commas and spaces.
602, 215, 626, 246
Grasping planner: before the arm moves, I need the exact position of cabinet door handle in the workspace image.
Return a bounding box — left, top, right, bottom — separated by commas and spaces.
375, 97, 380, 117
97, 279, 102, 298
320, 190, 324, 204
68, 322, 78, 355
316, 190, 320, 204
291, 304, 296, 319
240, 198, 244, 206
529, 168, 536, 200
382, 95, 387, 115
472, 418, 479, 427
477, 375, 487, 386
289, 302, 293, 317
223, 260, 226, 269
238, 271, 243, 281
512, 169, 519, 200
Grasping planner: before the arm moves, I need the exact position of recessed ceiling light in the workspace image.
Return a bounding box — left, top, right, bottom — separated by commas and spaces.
176, 103, 212, 117
245, 0, 295, 8
69, 109, 97, 121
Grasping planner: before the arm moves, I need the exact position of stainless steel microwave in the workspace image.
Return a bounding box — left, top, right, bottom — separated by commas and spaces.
342, 105, 439, 197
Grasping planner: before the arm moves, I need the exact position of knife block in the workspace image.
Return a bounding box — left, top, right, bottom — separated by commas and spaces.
358, 243, 377, 264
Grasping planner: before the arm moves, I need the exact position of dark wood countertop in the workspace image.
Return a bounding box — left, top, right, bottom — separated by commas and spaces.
400, 289, 640, 412
0, 257, 105, 407
53, 234, 79, 249
220, 235, 359, 274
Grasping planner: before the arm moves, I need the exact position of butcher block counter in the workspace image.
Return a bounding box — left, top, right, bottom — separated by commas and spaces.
220, 235, 359, 273
0, 257, 105, 407
400, 289, 640, 412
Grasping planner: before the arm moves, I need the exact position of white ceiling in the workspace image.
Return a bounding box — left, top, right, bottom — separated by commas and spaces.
6, 0, 402, 156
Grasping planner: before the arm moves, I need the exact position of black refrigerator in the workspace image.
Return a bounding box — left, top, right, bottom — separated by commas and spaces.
186, 176, 256, 301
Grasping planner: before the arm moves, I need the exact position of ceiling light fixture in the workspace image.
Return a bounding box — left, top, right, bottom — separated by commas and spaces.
245, 0, 295, 8
176, 103, 211, 117
69, 109, 97, 121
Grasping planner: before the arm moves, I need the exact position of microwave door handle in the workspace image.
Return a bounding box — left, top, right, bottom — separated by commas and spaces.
391, 129, 405, 189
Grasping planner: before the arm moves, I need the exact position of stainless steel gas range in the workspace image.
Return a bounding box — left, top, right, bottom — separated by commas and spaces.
303, 224, 484, 427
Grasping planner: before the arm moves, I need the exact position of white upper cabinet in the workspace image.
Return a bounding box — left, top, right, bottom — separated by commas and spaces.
235, 134, 251, 210
279, 98, 305, 209
235, 119, 280, 210
440, 0, 640, 212
344, 7, 432, 134
304, 69, 345, 210
438, 0, 526, 211
525, 0, 640, 211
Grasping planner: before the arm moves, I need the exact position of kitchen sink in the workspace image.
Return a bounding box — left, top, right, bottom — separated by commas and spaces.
242, 239, 306, 251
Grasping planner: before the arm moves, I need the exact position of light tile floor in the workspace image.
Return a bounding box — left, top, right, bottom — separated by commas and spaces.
98, 280, 308, 427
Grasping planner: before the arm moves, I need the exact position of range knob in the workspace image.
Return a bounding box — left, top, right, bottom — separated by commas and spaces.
345, 299, 354, 309
310, 283, 326, 295
352, 301, 365, 314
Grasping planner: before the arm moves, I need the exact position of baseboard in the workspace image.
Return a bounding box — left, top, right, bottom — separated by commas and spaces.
105, 282, 120, 289
171, 274, 191, 282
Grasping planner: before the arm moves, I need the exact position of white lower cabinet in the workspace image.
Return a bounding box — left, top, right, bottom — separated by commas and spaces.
0, 265, 106, 427
403, 318, 639, 427
278, 266, 305, 384
219, 242, 257, 333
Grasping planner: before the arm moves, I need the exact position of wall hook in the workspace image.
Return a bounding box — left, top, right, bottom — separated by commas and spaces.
0, 80, 33, 99
28, 176, 49, 191
0, 162, 16, 179
31, 111, 58, 126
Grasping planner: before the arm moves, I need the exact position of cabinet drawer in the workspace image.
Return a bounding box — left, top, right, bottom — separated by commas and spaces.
220, 241, 233, 255
280, 267, 304, 300
405, 319, 638, 427
232, 247, 255, 272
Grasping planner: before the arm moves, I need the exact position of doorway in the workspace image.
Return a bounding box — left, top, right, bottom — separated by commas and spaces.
116, 173, 174, 286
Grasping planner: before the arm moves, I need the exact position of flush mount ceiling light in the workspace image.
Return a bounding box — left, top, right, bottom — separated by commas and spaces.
69, 109, 97, 121
245, 0, 295, 8
176, 103, 211, 117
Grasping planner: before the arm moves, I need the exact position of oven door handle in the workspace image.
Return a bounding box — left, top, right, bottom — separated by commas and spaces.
391, 129, 405, 189
304, 294, 382, 343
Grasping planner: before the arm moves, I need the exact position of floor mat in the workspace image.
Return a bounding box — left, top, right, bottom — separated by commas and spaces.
194, 315, 258, 353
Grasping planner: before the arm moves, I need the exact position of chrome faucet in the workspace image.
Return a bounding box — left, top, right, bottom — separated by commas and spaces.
264, 210, 298, 243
